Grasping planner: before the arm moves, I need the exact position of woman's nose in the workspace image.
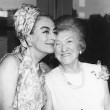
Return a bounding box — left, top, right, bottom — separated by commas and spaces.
51, 33, 56, 40
49, 33, 56, 42
62, 44, 68, 52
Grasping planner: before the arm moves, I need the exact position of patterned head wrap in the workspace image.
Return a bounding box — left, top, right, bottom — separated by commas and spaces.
14, 4, 44, 40
13, 4, 45, 53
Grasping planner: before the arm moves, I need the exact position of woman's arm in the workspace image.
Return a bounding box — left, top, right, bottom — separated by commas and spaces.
42, 84, 53, 110
103, 81, 110, 110
0, 54, 19, 110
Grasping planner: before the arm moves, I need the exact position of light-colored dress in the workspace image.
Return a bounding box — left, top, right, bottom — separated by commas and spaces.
45, 62, 109, 110
12, 48, 47, 110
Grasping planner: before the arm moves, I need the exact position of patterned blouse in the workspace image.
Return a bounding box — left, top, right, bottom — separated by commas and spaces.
12, 48, 47, 110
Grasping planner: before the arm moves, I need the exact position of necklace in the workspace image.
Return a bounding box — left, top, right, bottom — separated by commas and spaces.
59, 63, 85, 89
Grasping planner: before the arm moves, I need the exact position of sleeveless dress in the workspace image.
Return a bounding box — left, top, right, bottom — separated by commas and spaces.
45, 62, 109, 110
11, 48, 47, 110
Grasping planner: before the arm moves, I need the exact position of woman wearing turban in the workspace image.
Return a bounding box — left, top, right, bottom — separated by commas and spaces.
0, 4, 56, 110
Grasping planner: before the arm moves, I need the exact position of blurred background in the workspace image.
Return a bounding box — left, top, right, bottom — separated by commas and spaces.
0, 0, 110, 78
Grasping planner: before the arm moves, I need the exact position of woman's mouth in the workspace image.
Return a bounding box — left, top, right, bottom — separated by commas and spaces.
45, 42, 54, 46
62, 53, 71, 57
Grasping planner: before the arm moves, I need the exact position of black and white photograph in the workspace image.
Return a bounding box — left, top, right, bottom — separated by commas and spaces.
0, 0, 110, 110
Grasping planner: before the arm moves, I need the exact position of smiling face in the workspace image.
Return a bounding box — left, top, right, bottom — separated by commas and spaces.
54, 30, 80, 65
30, 16, 56, 54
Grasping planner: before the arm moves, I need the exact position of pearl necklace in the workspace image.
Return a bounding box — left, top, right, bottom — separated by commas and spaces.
59, 63, 85, 89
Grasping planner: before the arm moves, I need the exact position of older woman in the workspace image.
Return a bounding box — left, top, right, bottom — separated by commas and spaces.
0, 4, 56, 110
44, 15, 110, 110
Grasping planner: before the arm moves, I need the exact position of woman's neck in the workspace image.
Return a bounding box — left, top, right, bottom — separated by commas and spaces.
29, 47, 47, 66
61, 60, 81, 74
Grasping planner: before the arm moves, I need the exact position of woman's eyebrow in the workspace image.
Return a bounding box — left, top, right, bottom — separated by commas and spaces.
66, 36, 74, 40
40, 26, 50, 30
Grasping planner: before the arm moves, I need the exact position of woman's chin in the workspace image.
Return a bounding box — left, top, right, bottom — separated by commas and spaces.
46, 49, 54, 54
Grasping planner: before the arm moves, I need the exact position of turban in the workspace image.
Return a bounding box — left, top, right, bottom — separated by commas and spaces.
13, 4, 44, 53
14, 4, 44, 40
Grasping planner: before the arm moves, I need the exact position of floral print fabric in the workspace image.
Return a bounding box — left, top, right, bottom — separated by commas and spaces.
13, 48, 47, 110
91, 60, 110, 80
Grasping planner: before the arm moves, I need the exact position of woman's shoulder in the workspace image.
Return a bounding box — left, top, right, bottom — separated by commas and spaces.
82, 61, 109, 81
0, 53, 20, 74
82, 62, 98, 68
45, 66, 60, 79
82, 61, 105, 72
45, 66, 61, 86
0, 53, 19, 65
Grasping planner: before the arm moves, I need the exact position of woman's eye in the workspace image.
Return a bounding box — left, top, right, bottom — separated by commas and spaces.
43, 31, 49, 34
56, 43, 59, 46
67, 40, 72, 43
55, 43, 60, 46
53, 31, 57, 35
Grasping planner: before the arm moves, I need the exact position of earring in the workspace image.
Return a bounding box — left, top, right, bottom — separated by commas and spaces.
28, 41, 32, 47
79, 51, 82, 54
27, 37, 32, 47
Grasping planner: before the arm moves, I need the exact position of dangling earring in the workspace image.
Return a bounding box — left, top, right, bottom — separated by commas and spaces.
28, 40, 32, 47
27, 37, 32, 47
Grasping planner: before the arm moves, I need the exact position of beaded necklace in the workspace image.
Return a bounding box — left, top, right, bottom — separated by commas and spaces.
59, 63, 85, 89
